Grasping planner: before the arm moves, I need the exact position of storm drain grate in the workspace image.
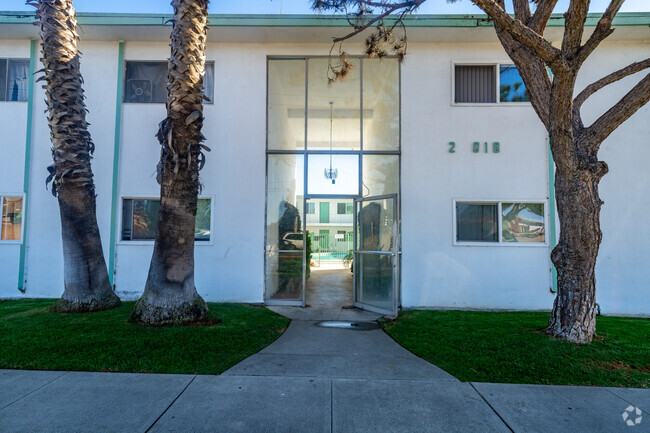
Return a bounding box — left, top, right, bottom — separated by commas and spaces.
314, 321, 380, 330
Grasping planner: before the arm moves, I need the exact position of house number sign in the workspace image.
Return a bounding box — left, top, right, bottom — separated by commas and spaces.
448, 141, 500, 153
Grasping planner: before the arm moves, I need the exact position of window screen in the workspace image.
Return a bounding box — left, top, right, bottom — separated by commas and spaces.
124, 61, 214, 103
0, 59, 29, 102
122, 198, 211, 241
337, 203, 346, 214
456, 203, 498, 242
455, 65, 496, 103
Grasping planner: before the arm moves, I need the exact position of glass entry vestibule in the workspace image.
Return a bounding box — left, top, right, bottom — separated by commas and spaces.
265, 57, 400, 315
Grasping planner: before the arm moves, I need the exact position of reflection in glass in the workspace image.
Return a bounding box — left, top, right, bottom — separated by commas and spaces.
195, 199, 211, 241
456, 203, 498, 242
121, 198, 211, 241
502, 203, 545, 243
266, 154, 305, 301
363, 59, 399, 151
268, 59, 306, 150
131, 199, 160, 240
307, 58, 360, 150
358, 199, 394, 252
356, 253, 394, 311
363, 155, 398, 197
307, 154, 359, 196
1, 197, 23, 241
500, 65, 530, 102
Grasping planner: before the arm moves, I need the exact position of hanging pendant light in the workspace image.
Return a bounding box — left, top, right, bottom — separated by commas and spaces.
324, 101, 338, 184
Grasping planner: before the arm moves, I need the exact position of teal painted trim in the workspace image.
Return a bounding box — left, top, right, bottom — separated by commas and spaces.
17, 39, 36, 293
548, 138, 558, 294
1, 11, 649, 27
108, 41, 124, 287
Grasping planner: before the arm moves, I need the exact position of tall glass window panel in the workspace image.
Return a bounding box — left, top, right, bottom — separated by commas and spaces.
268, 59, 306, 150
500, 65, 530, 102
362, 59, 399, 151
502, 203, 545, 243
0, 59, 7, 101
307, 58, 360, 151
307, 154, 359, 195
266, 154, 305, 301
1, 197, 23, 241
124, 61, 167, 103
363, 155, 398, 197
456, 203, 498, 242
8, 60, 29, 102
358, 198, 394, 252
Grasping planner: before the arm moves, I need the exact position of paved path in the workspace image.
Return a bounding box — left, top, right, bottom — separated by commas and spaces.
1, 316, 648, 432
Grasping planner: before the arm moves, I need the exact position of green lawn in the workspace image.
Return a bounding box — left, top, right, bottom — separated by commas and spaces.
0, 299, 289, 375
381, 310, 650, 388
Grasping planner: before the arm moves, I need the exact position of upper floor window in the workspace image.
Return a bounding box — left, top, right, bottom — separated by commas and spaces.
337, 202, 353, 215
0, 59, 29, 102
124, 61, 214, 104
1, 196, 23, 241
454, 64, 529, 104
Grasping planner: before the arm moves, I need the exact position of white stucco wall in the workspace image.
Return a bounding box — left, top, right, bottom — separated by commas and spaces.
0, 40, 30, 293
0, 30, 648, 316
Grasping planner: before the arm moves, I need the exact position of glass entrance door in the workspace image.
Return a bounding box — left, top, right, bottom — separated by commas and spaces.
353, 194, 399, 316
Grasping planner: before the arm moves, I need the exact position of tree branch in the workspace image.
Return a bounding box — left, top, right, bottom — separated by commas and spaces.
575, 0, 624, 65
327, 0, 423, 43
472, 0, 561, 64
529, 0, 559, 33
584, 72, 650, 145
511, 0, 531, 22
574, 58, 650, 113
561, 0, 590, 58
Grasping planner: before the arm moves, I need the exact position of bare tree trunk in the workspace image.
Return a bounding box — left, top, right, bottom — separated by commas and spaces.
129, 0, 209, 325
546, 162, 604, 343
32, 0, 120, 313
54, 185, 120, 312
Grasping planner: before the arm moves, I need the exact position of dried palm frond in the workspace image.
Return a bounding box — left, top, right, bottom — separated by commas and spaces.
28, 0, 96, 196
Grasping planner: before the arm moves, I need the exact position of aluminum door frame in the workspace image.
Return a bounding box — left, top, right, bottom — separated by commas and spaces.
353, 193, 399, 316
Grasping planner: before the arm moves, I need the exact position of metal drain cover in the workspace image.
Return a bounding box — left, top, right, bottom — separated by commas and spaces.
314, 321, 379, 330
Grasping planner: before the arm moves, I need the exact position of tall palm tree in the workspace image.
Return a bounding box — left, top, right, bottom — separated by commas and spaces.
129, 0, 210, 325
31, 0, 120, 312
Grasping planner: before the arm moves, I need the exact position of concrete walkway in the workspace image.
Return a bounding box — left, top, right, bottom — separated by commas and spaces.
1, 317, 648, 432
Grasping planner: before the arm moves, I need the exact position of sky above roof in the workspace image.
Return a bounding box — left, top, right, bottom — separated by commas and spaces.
3, 0, 649, 15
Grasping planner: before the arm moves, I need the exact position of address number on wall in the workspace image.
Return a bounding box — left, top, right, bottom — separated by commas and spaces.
448, 141, 500, 153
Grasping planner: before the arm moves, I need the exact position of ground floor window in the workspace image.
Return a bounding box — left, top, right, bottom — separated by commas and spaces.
455, 201, 545, 244
1, 196, 23, 241
121, 198, 211, 241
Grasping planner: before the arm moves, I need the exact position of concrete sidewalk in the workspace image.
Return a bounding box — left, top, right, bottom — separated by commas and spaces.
1, 319, 648, 432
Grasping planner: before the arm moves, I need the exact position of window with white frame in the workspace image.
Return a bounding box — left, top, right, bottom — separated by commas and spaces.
336, 202, 353, 215
124, 61, 214, 104
121, 198, 211, 241
1, 195, 23, 241
306, 202, 315, 214
454, 64, 529, 104
0, 59, 30, 102
455, 201, 545, 244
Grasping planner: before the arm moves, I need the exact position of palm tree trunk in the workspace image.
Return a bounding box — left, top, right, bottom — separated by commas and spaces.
129, 0, 210, 325
34, 0, 120, 312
